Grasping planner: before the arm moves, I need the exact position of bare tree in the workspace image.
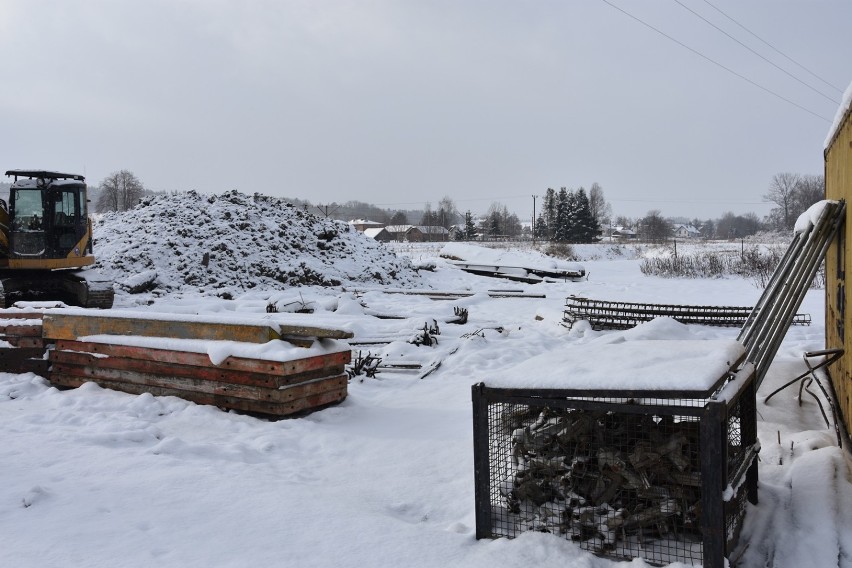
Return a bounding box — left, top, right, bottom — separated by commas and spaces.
96, 170, 145, 213
588, 182, 612, 229
437, 195, 458, 229
614, 215, 633, 229
638, 210, 671, 243
764, 172, 801, 231
794, 174, 824, 214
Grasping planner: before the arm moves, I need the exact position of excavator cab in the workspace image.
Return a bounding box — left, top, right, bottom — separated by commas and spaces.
0, 170, 112, 308
4, 170, 92, 267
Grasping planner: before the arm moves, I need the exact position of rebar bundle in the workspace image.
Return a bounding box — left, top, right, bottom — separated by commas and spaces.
564, 296, 811, 331
738, 200, 846, 388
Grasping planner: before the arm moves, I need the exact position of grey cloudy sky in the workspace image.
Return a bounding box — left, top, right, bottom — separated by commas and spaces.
1, 0, 849, 221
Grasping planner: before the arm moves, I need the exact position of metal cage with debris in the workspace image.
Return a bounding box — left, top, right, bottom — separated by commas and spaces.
472, 367, 758, 568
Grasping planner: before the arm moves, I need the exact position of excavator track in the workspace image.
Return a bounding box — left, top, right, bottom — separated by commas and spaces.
0, 270, 114, 309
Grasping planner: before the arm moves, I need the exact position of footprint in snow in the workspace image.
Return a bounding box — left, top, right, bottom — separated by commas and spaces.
21, 486, 49, 508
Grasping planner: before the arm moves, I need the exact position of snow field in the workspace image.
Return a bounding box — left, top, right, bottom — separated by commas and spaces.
1, 238, 851, 567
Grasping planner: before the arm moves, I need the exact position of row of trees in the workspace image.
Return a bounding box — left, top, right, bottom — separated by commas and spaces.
609, 172, 824, 243
93, 169, 822, 242
616, 210, 765, 242
534, 185, 606, 243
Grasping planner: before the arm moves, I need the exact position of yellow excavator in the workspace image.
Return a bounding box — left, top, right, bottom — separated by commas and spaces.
0, 170, 114, 308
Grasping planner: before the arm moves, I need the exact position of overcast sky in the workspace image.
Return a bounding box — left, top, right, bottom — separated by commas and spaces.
1, 0, 849, 221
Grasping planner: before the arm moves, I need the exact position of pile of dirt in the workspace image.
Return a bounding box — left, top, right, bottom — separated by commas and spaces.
93, 190, 418, 298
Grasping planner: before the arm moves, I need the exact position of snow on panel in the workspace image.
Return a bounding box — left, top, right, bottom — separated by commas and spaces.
794, 199, 837, 234
484, 318, 744, 391
77, 334, 350, 366
51, 307, 310, 333
825, 80, 852, 150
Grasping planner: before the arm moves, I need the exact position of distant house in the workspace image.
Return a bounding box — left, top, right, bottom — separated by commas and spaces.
383, 224, 449, 242
611, 227, 638, 241
384, 224, 412, 241
415, 225, 450, 242
349, 219, 385, 232
363, 227, 392, 242
672, 224, 701, 239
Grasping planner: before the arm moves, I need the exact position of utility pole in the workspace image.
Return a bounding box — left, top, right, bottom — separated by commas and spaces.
315, 203, 339, 218
532, 194, 537, 246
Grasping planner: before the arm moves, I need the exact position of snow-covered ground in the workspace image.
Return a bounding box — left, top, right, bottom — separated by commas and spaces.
2, 231, 851, 567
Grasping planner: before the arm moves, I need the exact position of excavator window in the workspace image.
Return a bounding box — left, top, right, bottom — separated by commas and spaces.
11, 189, 44, 232
54, 190, 77, 226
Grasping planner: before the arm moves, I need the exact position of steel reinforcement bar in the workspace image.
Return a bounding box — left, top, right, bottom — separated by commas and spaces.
738, 200, 846, 387
564, 296, 811, 331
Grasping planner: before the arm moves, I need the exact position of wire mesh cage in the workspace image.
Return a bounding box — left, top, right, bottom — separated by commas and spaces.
472, 370, 758, 568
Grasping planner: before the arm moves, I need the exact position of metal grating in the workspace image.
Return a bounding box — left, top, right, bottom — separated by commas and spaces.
564, 296, 811, 331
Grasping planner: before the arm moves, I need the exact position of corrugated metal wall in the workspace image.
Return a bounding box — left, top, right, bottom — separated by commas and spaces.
825, 106, 852, 434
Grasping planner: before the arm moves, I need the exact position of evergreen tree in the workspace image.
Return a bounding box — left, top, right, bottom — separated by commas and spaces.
565, 188, 581, 242
543, 188, 558, 240
463, 210, 478, 241
534, 213, 548, 239
489, 211, 501, 237
573, 188, 600, 242
554, 188, 571, 242
389, 211, 409, 226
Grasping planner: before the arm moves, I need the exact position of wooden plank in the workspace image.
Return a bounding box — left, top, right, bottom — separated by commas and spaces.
53, 340, 350, 376
50, 349, 346, 389
43, 313, 281, 343
48, 373, 348, 417
48, 362, 347, 404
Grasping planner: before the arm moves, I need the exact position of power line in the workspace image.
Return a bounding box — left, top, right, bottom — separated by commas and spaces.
598, 0, 832, 123
700, 0, 845, 95
672, 0, 838, 105
611, 197, 769, 205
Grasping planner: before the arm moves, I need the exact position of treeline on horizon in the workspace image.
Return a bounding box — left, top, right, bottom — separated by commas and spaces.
36, 170, 825, 243
282, 172, 824, 242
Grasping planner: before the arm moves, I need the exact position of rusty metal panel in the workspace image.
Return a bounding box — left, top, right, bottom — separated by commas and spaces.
52, 340, 349, 383
48, 372, 348, 417
42, 312, 282, 343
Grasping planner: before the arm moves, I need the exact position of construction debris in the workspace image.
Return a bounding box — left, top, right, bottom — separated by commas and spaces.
449, 261, 585, 284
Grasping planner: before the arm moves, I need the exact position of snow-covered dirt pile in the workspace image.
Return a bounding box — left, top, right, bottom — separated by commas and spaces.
93, 190, 419, 297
